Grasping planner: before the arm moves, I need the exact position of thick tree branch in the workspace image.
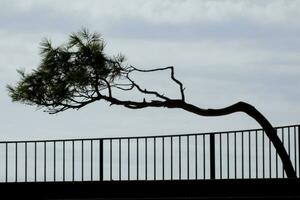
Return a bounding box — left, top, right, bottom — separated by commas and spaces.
162, 100, 297, 178
101, 95, 167, 109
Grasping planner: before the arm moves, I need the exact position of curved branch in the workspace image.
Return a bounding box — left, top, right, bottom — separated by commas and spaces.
164, 100, 296, 178
98, 91, 296, 178
126, 73, 169, 100
129, 66, 185, 101
99, 94, 297, 178
112, 84, 134, 91
99, 78, 112, 97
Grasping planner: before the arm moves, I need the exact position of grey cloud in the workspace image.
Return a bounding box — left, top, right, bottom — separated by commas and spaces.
2, 1, 300, 46
1, 0, 300, 140
0, 9, 76, 34
101, 18, 300, 52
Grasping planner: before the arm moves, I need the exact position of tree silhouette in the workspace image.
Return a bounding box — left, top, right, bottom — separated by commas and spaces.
7, 28, 296, 178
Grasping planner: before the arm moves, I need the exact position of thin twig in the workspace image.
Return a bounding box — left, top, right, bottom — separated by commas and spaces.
126, 73, 169, 100
129, 66, 185, 101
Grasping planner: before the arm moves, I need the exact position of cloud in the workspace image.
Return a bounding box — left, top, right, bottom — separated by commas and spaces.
2, 0, 300, 53
2, 1, 300, 32
0, 0, 300, 140
26, 0, 300, 25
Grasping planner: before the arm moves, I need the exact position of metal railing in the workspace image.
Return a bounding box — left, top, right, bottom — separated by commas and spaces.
0, 125, 299, 182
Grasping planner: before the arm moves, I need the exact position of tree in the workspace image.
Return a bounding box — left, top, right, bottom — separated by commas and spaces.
7, 28, 296, 178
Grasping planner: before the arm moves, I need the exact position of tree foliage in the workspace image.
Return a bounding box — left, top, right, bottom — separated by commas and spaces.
8, 28, 127, 113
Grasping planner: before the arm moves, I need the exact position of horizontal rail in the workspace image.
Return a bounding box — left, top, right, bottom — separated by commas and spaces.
0, 124, 298, 144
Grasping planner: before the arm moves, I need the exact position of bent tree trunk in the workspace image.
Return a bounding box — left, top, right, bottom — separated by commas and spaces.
167, 100, 297, 178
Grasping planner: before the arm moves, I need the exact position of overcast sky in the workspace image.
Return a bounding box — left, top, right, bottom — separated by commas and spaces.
1, 0, 300, 141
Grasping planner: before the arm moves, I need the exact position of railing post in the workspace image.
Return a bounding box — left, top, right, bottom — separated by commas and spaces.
298, 125, 300, 178
210, 134, 216, 179
100, 139, 104, 181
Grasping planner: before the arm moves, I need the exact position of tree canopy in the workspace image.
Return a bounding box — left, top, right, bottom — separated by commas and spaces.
7, 28, 296, 178
8, 28, 185, 114
8, 28, 128, 113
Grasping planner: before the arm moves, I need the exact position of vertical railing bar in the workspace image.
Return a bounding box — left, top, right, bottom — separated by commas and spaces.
234, 132, 236, 179
34, 142, 37, 182
262, 130, 265, 179
276, 130, 279, 178
162, 137, 164, 180
54, 141, 56, 182
154, 137, 156, 180
15, 143, 18, 182
171, 137, 173, 180
44, 142, 46, 182
99, 139, 103, 181
249, 131, 251, 178
195, 135, 198, 180
110, 139, 112, 181
137, 138, 139, 180
187, 135, 190, 180
269, 138, 272, 178
255, 130, 258, 179
82, 140, 84, 181
91, 140, 93, 181
145, 138, 147, 180
210, 134, 215, 180
179, 136, 181, 180
25, 142, 27, 182
128, 138, 130, 181
203, 135, 206, 179
219, 134, 222, 179
242, 132, 244, 179
227, 133, 229, 179
288, 127, 291, 157
72, 140, 74, 182
294, 127, 297, 177
282, 129, 285, 178
63, 141, 65, 182
5, 143, 8, 183
298, 125, 300, 177
119, 139, 121, 181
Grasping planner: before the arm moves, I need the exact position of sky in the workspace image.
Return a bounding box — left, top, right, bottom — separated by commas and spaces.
1, 0, 300, 141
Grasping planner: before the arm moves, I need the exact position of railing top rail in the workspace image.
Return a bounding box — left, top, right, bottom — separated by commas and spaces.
0, 124, 299, 144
